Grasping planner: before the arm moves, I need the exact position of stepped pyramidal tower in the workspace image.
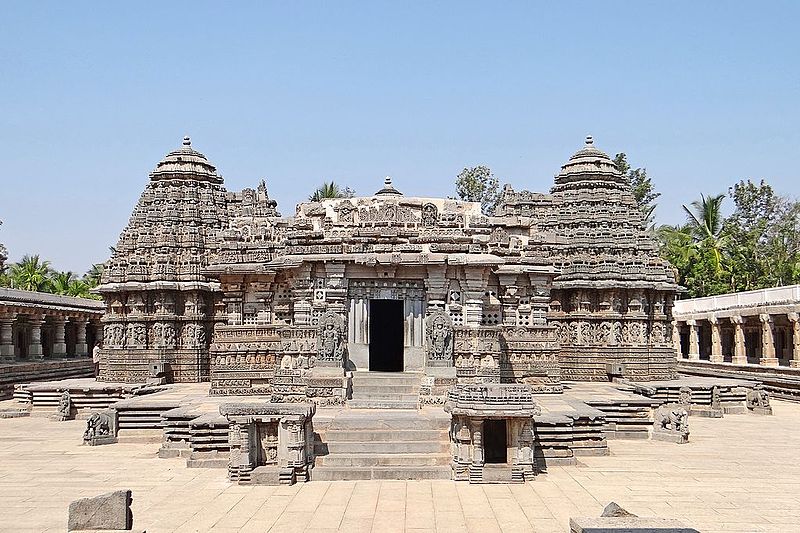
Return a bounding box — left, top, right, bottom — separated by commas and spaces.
97, 135, 679, 392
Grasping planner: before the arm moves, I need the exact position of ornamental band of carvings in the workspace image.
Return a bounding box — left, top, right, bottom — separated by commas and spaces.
316, 311, 346, 365
426, 310, 453, 363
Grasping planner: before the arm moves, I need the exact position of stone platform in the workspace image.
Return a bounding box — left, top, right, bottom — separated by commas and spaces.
0, 358, 94, 400
1, 400, 799, 532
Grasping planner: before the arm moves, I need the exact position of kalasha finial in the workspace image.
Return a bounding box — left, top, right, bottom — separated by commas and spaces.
384, 176, 392, 186
183, 136, 191, 147
585, 135, 594, 146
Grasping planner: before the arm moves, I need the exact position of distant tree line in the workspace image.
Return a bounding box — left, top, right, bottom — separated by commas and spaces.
0, 251, 103, 300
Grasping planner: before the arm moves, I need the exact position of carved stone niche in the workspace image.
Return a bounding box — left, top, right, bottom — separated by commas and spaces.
316, 311, 347, 368
220, 402, 315, 485
426, 310, 454, 368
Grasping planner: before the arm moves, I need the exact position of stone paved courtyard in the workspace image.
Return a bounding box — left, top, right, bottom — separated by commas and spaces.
2, 401, 800, 532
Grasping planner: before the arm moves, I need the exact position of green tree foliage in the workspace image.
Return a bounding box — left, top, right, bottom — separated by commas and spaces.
613, 153, 660, 227
84, 263, 104, 287
659, 179, 800, 297
0, 252, 102, 299
308, 181, 355, 202
9, 255, 53, 291
723, 180, 800, 290
455, 165, 500, 215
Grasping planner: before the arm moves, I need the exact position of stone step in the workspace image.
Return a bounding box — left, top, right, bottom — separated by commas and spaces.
312, 465, 452, 481
319, 429, 448, 442
352, 384, 420, 394
350, 392, 419, 401
322, 440, 449, 454
327, 411, 450, 431
347, 399, 418, 409
351, 372, 422, 384
316, 452, 451, 467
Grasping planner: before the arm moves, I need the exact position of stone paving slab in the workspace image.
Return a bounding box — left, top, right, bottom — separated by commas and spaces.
1, 399, 799, 532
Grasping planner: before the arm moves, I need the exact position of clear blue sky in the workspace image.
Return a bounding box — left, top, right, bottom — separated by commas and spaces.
1, 2, 798, 273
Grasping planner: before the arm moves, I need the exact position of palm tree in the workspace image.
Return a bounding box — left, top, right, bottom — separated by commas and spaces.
682, 194, 727, 272
66, 279, 93, 299
50, 271, 76, 295
84, 263, 104, 288
309, 181, 350, 202
9, 255, 52, 292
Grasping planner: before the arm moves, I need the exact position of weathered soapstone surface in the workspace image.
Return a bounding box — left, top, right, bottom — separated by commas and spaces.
570, 501, 699, 533
746, 385, 773, 415
83, 409, 118, 446
96, 135, 680, 398
652, 404, 689, 444
67, 489, 133, 531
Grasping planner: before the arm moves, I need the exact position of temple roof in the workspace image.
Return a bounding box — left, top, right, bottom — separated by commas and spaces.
552, 135, 627, 192
149, 136, 223, 184
374, 176, 403, 196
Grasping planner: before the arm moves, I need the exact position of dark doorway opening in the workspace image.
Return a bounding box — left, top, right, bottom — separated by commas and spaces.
369, 299, 404, 372
484, 419, 508, 464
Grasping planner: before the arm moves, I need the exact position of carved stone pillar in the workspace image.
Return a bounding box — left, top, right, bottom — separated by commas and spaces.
687, 320, 700, 360
0, 313, 15, 361
470, 419, 484, 466
74, 318, 88, 357
291, 265, 313, 326
51, 317, 67, 357
673, 321, 682, 358
788, 312, 800, 368
322, 262, 347, 315
424, 265, 448, 315
28, 315, 44, 359
731, 316, 747, 365
709, 316, 723, 363
759, 313, 778, 366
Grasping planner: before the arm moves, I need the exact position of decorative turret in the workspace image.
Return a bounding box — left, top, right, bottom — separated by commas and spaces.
149, 136, 223, 184
374, 176, 403, 196
551, 135, 628, 193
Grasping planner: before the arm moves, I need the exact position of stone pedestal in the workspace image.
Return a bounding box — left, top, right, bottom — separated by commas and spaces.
0, 315, 15, 361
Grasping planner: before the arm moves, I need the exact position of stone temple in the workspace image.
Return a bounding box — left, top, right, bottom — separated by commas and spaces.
17, 134, 777, 492
98, 135, 679, 394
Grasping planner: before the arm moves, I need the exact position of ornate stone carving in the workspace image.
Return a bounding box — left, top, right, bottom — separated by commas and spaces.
316, 311, 346, 365
426, 310, 453, 363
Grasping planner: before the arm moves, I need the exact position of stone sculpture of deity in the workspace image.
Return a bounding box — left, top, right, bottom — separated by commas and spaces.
317, 311, 346, 365
425, 310, 453, 362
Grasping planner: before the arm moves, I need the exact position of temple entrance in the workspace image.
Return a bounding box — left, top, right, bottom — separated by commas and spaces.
483, 419, 508, 464
369, 299, 404, 371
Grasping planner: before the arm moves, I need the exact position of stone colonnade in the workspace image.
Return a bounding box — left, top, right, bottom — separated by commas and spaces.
674, 311, 800, 368
0, 289, 104, 363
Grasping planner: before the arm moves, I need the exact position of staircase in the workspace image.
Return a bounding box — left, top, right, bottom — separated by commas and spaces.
348, 371, 421, 409
312, 409, 452, 480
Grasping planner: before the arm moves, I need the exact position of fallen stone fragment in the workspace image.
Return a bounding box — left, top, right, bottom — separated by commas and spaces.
67, 489, 133, 531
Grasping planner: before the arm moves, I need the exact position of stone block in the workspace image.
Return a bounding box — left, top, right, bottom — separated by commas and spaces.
570, 516, 699, 532
68, 489, 133, 531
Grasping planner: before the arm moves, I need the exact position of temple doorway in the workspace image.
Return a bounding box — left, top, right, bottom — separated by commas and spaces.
368, 299, 404, 371
484, 419, 508, 464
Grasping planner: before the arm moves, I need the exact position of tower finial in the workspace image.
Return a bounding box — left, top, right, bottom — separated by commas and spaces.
183, 136, 191, 147
585, 135, 593, 146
